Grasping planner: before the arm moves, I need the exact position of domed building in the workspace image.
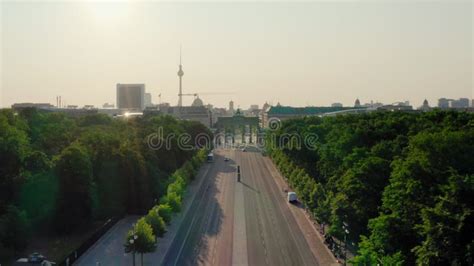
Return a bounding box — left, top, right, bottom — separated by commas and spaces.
354, 98, 361, 108
419, 99, 431, 111
191, 96, 204, 107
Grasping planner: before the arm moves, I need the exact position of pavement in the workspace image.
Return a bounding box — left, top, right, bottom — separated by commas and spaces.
73, 215, 140, 266
75, 147, 338, 266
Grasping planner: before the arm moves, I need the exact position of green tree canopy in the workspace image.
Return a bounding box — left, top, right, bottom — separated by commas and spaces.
124, 217, 156, 255
145, 209, 166, 237
54, 143, 93, 233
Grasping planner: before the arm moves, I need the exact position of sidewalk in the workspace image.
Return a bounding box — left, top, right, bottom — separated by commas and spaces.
74, 163, 212, 266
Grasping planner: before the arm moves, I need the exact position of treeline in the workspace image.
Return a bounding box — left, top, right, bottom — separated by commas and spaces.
124, 149, 208, 263
266, 110, 474, 265
0, 108, 211, 258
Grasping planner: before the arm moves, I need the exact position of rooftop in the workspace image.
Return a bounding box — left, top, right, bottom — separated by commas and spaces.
267, 105, 365, 115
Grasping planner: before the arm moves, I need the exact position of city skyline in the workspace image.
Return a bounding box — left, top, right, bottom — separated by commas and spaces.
1, 1, 473, 109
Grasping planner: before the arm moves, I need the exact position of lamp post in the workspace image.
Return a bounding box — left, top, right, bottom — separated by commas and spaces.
342, 222, 349, 266
130, 234, 138, 266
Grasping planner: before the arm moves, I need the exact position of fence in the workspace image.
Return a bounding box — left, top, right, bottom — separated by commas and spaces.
58, 216, 122, 266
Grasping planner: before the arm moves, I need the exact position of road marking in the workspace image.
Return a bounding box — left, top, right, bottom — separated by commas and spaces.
232, 170, 248, 266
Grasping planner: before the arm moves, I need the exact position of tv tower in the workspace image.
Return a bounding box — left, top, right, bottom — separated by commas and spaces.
177, 47, 184, 107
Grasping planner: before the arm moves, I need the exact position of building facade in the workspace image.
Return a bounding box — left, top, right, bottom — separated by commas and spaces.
116, 83, 145, 111
263, 105, 362, 128
163, 106, 212, 127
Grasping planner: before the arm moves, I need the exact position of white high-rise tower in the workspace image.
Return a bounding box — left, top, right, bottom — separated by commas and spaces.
177, 47, 184, 107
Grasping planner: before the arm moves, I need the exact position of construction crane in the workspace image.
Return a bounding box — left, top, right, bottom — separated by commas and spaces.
179, 91, 235, 100
180, 93, 200, 99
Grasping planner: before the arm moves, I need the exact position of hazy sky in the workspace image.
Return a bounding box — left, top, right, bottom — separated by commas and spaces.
1, 1, 473, 109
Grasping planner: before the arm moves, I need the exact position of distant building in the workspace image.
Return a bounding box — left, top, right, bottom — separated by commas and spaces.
263, 104, 363, 128
11, 103, 55, 110
165, 106, 211, 127
116, 83, 145, 111
438, 98, 450, 108
157, 98, 211, 127
144, 93, 153, 107
102, 103, 115, 108
228, 100, 235, 115
249, 104, 259, 111
438, 97, 470, 109
354, 99, 361, 108
191, 97, 204, 107
143, 106, 161, 116
210, 107, 227, 126
419, 99, 431, 111
450, 98, 469, 108
360, 101, 384, 108
378, 103, 413, 111
331, 103, 343, 108
259, 102, 272, 128
157, 102, 170, 110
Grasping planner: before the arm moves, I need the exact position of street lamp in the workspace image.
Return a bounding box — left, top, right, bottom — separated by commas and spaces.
130, 234, 138, 266
342, 223, 349, 266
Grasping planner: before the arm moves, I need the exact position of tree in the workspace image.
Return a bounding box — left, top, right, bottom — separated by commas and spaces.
334, 156, 391, 238
54, 143, 93, 233
266, 111, 474, 264
163, 192, 182, 212
0, 205, 30, 251
413, 173, 474, 265
155, 204, 173, 224
124, 217, 156, 266
119, 143, 153, 214
0, 111, 29, 213
145, 209, 166, 238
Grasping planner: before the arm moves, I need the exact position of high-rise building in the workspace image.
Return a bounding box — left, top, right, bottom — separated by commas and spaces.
438, 98, 450, 108
452, 98, 469, 108
116, 83, 145, 110
438, 97, 469, 109
144, 93, 153, 107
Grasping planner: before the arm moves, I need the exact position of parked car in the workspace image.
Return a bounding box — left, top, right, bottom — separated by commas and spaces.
287, 192, 297, 203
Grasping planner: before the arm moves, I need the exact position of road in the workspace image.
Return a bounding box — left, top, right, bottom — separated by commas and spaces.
163, 147, 334, 266
76, 147, 336, 266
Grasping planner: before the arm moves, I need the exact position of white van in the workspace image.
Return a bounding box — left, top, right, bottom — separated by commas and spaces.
287, 192, 297, 203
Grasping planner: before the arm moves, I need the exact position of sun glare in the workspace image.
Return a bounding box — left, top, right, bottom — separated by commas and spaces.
87, 1, 130, 24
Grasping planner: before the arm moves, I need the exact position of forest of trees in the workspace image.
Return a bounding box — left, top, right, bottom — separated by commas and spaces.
266, 110, 473, 265
0, 108, 211, 259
